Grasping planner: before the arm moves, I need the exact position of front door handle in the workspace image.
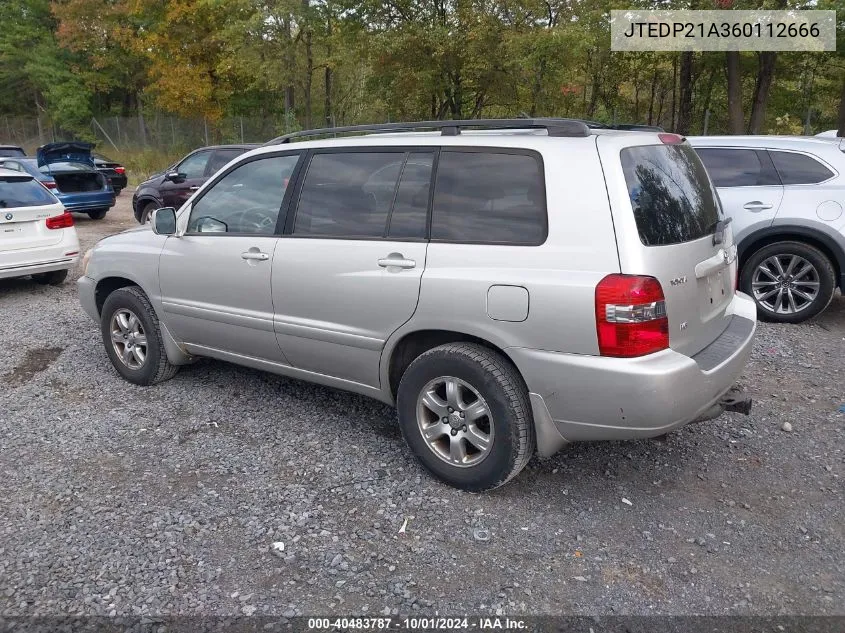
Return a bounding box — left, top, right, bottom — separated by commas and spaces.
743, 201, 772, 211
378, 253, 416, 269
241, 251, 269, 261
189, 186, 201, 191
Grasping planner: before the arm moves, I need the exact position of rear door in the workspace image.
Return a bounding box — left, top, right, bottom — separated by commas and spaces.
598, 135, 737, 357
0, 176, 63, 251
694, 147, 784, 242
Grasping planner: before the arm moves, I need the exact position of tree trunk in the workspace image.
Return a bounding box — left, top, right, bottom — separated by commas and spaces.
303, 28, 313, 129
670, 55, 677, 131
529, 58, 546, 118
677, 52, 694, 135
837, 74, 845, 137
647, 70, 657, 126
748, 52, 777, 134
324, 66, 333, 127
725, 51, 744, 134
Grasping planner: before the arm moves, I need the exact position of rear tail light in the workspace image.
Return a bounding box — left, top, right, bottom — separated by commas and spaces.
658, 133, 685, 144
43, 181, 57, 189
114, 166, 125, 174
595, 274, 669, 357
46, 212, 74, 230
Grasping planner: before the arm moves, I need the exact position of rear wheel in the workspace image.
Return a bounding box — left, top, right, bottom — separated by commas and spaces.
113, 188, 123, 196
100, 286, 179, 386
396, 343, 534, 491
88, 208, 108, 220
32, 269, 68, 285
740, 241, 836, 323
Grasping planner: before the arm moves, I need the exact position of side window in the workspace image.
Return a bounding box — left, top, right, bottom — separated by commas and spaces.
177, 151, 212, 179
294, 152, 406, 237
769, 151, 834, 185
431, 151, 546, 244
387, 153, 434, 239
695, 148, 778, 187
206, 149, 246, 176
0, 161, 22, 172
187, 154, 299, 235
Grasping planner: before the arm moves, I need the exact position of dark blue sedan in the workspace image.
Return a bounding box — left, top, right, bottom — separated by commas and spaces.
0, 142, 115, 220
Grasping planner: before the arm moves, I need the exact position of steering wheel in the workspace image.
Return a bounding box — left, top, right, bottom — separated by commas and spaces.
231, 206, 277, 233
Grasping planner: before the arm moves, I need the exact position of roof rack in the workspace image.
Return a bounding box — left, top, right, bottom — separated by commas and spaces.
579, 120, 665, 132
263, 118, 592, 146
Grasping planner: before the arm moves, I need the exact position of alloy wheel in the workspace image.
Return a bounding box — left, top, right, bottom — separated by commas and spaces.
110, 309, 148, 369
751, 254, 820, 315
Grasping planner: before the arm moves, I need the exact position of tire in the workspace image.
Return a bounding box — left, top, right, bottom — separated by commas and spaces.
740, 240, 836, 324
138, 202, 157, 224
32, 269, 68, 285
88, 208, 108, 220
113, 188, 122, 196
100, 286, 179, 386
396, 342, 535, 491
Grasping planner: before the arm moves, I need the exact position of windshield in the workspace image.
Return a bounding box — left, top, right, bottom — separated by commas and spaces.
621, 144, 720, 246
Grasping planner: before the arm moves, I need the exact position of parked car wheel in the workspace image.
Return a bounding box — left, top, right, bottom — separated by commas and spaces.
113, 187, 123, 196
100, 286, 179, 386
32, 269, 68, 285
740, 241, 836, 323
88, 209, 108, 220
139, 201, 157, 224
396, 343, 534, 491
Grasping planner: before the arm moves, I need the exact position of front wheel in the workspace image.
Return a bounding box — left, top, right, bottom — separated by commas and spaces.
88, 209, 108, 220
396, 343, 535, 491
100, 286, 179, 386
138, 202, 157, 224
740, 241, 836, 323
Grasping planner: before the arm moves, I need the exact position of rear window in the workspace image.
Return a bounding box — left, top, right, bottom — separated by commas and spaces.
0, 148, 25, 157
621, 144, 720, 246
0, 176, 56, 208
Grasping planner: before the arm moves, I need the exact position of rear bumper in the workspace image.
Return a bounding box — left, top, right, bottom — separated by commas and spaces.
0, 231, 80, 280
58, 192, 115, 212
509, 292, 757, 456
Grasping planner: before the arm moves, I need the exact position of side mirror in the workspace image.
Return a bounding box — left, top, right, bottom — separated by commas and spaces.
151, 207, 177, 236
165, 171, 186, 183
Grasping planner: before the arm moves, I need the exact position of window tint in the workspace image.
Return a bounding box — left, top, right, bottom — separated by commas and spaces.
294, 152, 406, 237
431, 151, 546, 244
621, 144, 720, 246
178, 151, 211, 179
206, 149, 246, 176
387, 153, 433, 239
187, 154, 298, 235
770, 151, 834, 185
695, 148, 778, 187
0, 176, 56, 208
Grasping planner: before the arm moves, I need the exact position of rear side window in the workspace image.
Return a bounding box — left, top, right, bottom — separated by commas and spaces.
695, 148, 779, 187
769, 151, 834, 185
0, 176, 56, 208
431, 150, 546, 244
621, 144, 720, 246
387, 153, 434, 239
294, 152, 407, 237
206, 149, 246, 176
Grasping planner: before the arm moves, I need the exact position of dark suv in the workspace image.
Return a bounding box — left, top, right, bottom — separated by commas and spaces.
132, 144, 257, 223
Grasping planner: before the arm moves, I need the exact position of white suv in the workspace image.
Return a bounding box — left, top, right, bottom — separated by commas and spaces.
690, 135, 845, 322
0, 167, 79, 285
78, 119, 756, 490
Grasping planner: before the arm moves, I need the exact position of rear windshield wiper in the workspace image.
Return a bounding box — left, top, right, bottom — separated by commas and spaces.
711, 216, 732, 246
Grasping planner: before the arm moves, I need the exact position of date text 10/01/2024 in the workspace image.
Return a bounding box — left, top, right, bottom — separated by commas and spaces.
622, 21, 821, 39
307, 617, 528, 630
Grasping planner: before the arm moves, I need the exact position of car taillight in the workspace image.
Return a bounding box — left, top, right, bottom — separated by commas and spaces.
46, 212, 74, 229
658, 133, 684, 144
595, 274, 669, 357
42, 181, 57, 189
114, 166, 125, 174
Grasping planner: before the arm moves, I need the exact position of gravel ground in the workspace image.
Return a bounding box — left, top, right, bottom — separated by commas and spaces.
0, 194, 842, 617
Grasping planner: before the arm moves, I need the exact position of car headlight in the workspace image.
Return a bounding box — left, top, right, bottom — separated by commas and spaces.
82, 249, 93, 276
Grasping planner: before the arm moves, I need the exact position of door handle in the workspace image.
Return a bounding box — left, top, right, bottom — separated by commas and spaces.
378, 254, 416, 269
743, 201, 772, 211
189, 186, 201, 191
241, 251, 269, 261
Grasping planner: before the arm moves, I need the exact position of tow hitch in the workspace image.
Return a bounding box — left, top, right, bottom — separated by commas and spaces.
693, 388, 753, 422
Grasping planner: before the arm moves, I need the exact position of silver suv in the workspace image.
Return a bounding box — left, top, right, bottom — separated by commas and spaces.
78, 119, 756, 491
690, 135, 845, 323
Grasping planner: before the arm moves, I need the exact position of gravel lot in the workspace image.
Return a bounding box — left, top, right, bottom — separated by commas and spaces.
0, 193, 842, 618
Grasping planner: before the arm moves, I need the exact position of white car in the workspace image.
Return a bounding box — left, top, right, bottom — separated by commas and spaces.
0, 167, 80, 284
815, 130, 841, 138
